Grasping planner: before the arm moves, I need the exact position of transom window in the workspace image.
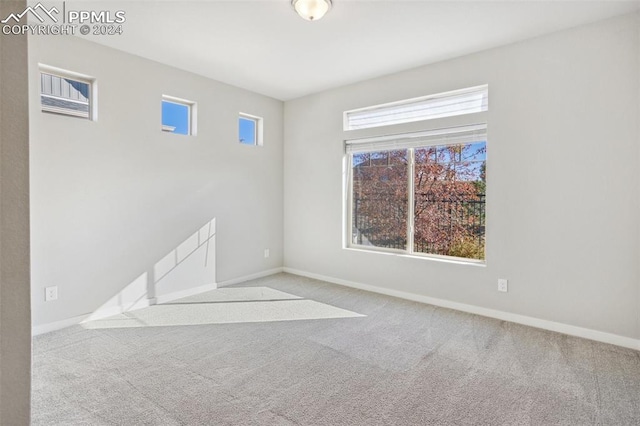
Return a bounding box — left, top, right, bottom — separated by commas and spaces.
40, 68, 94, 120
162, 95, 196, 136
346, 125, 487, 262
239, 113, 263, 146
344, 85, 488, 131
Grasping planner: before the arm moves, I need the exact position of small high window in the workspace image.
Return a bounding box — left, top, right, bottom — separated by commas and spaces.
162, 96, 196, 136
40, 67, 94, 120
239, 113, 263, 146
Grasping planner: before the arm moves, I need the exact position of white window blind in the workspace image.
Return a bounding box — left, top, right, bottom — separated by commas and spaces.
345, 123, 487, 154
344, 85, 488, 131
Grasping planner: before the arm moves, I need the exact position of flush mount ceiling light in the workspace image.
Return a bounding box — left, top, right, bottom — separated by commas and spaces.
291, 0, 332, 21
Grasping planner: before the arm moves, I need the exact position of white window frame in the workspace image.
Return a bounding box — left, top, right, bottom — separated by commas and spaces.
238, 112, 263, 146
39, 64, 97, 121
162, 95, 197, 136
344, 124, 487, 265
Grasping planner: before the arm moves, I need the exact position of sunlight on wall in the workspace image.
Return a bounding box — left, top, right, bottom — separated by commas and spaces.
84, 218, 216, 321
85, 272, 149, 321
155, 218, 216, 283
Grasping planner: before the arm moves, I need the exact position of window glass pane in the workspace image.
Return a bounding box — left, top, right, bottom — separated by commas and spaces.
370, 151, 388, 166
463, 141, 487, 162
352, 149, 408, 250
239, 117, 256, 145
162, 100, 190, 135
436, 146, 454, 163
40, 72, 90, 119
353, 153, 370, 167
414, 142, 486, 260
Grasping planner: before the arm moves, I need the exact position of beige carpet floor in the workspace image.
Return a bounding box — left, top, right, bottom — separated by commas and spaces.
32, 273, 640, 425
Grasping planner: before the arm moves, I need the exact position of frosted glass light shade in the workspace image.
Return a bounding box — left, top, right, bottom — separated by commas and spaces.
292, 0, 332, 21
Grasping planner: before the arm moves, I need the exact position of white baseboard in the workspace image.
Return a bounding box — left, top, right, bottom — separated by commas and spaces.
217, 267, 284, 288
32, 314, 91, 336
154, 282, 217, 304
32, 297, 157, 336
283, 267, 640, 351
32, 282, 217, 336
32, 268, 283, 336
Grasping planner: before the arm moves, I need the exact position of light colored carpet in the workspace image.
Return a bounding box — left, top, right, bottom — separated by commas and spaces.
32, 273, 640, 425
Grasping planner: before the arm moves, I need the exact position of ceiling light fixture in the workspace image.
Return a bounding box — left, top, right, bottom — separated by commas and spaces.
291, 0, 332, 22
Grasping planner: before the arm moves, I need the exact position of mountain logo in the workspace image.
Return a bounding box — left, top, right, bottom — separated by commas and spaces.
1, 3, 59, 24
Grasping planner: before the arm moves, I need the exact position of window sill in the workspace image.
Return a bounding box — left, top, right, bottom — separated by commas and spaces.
343, 246, 486, 267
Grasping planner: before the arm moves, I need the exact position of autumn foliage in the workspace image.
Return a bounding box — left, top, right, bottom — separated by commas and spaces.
352, 143, 486, 260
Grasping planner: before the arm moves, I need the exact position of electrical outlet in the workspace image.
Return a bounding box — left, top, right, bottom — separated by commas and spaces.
45, 286, 58, 301
498, 279, 508, 293
264, 248, 270, 258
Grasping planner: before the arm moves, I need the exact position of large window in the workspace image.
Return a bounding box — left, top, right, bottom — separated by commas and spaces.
347, 125, 487, 261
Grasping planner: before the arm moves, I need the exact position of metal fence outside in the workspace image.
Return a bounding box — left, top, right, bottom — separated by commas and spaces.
353, 194, 485, 256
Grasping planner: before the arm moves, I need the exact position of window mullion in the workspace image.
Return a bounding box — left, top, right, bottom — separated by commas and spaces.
407, 148, 415, 254
346, 154, 354, 247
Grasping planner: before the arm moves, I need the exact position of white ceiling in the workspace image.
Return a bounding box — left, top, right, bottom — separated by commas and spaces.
50, 1, 640, 100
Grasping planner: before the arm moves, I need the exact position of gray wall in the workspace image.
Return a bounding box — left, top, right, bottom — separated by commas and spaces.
29, 35, 284, 327
0, 0, 32, 423
284, 13, 640, 340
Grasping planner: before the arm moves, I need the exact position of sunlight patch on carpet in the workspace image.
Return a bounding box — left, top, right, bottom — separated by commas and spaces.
82, 287, 365, 329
